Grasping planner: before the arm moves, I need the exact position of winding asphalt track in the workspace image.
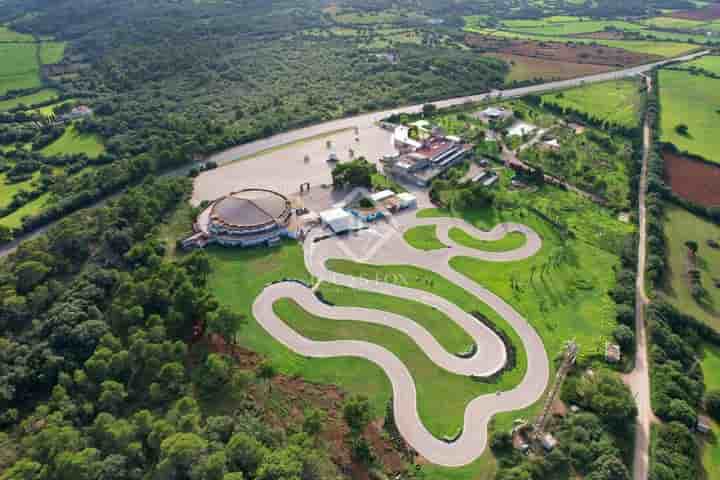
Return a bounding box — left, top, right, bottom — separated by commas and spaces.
252, 213, 548, 466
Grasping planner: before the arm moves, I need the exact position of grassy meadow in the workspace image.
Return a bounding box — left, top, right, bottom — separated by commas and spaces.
541, 79, 642, 129
41, 124, 105, 158
0, 88, 58, 111
448, 228, 527, 252
658, 69, 720, 164
403, 225, 447, 250
661, 204, 720, 330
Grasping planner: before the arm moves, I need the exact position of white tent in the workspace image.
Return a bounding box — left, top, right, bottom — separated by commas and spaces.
320, 208, 357, 233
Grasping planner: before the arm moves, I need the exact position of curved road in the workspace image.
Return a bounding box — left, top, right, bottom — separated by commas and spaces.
253, 213, 549, 466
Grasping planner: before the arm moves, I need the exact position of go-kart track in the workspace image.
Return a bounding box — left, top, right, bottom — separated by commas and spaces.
252, 213, 549, 466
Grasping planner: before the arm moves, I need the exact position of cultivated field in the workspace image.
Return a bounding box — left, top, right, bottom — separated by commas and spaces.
484, 52, 612, 83
663, 151, 720, 206
541, 79, 642, 129
658, 69, 720, 164
662, 204, 720, 331
0, 42, 41, 94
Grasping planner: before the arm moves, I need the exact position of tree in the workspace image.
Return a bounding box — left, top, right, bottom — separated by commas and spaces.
343, 395, 371, 434
331, 158, 376, 189
158, 433, 207, 474
226, 433, 268, 476
98, 380, 128, 414
303, 408, 325, 436
675, 124, 689, 136
256, 360, 276, 393
206, 307, 244, 343
586, 454, 629, 480
0, 225, 12, 244
422, 104, 437, 117
705, 390, 720, 421
665, 399, 697, 429
684, 240, 698, 255
490, 431, 513, 454
612, 325, 635, 352
15, 260, 51, 293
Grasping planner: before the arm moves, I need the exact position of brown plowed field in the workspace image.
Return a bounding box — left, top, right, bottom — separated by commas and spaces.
664, 151, 720, 206
485, 52, 613, 82
465, 34, 661, 66
670, 3, 720, 20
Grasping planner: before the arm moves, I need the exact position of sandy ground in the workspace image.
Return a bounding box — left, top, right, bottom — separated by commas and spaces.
192, 125, 398, 205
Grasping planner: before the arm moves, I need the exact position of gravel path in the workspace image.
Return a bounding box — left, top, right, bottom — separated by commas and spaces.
252, 213, 549, 466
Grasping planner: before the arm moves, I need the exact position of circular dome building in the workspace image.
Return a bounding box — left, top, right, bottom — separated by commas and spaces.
185, 188, 294, 249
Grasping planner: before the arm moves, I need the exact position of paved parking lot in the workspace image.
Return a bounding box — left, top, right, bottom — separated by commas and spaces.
192, 124, 397, 205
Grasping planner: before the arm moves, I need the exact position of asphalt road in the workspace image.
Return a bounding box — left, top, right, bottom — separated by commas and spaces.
253, 213, 549, 466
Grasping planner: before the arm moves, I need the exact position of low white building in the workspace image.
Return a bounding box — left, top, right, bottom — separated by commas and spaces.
370, 190, 396, 203
320, 208, 357, 233
396, 192, 417, 209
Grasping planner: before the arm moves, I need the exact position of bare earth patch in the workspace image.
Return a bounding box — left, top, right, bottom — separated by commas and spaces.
664, 150, 720, 207
485, 52, 613, 82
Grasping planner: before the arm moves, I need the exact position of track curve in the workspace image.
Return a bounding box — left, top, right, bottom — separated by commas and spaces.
252, 212, 549, 466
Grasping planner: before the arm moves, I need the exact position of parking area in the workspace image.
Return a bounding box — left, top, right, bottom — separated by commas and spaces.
191, 124, 398, 205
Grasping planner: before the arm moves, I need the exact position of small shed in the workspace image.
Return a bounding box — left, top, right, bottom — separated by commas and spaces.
396, 192, 417, 209
605, 343, 621, 363
320, 208, 356, 233
541, 433, 558, 452
697, 415, 712, 434
370, 190, 396, 203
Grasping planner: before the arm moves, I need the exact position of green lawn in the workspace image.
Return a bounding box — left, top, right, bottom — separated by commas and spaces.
0, 43, 40, 95
541, 79, 642, 129
0, 192, 50, 229
0, 88, 58, 111
703, 343, 720, 392
674, 54, 720, 76
661, 204, 720, 331
0, 173, 37, 210
702, 419, 720, 480
0, 26, 34, 42
403, 225, 447, 251
41, 124, 105, 158
449, 227, 527, 252
659, 69, 720, 164
39, 42, 66, 64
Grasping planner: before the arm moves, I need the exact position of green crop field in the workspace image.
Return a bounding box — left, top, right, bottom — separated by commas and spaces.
0, 192, 50, 229
41, 124, 105, 158
39, 41, 66, 64
662, 204, 720, 331
541, 79, 642, 129
703, 343, 720, 391
0, 42, 41, 94
674, 54, 720, 76
403, 225, 447, 250
641, 16, 708, 30
502, 19, 644, 36
659, 69, 720, 164
0, 26, 34, 42
0, 88, 57, 111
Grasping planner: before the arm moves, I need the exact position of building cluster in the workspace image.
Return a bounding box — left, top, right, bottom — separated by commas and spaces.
319, 189, 417, 234
383, 125, 474, 187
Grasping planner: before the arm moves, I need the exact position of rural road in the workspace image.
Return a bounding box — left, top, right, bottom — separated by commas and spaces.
0, 50, 707, 260
253, 212, 549, 466
624, 74, 654, 480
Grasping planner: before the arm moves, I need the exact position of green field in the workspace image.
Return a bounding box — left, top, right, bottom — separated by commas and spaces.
703, 420, 720, 480
674, 54, 720, 76
449, 227, 527, 252
502, 19, 644, 36
0, 26, 34, 42
403, 225, 447, 250
641, 16, 708, 30
39, 41, 66, 64
542, 79, 642, 129
0, 43, 41, 94
0, 173, 37, 210
0, 192, 50, 229
658, 69, 720, 164
41, 124, 105, 158
662, 204, 720, 331
703, 343, 720, 392
0, 88, 58, 111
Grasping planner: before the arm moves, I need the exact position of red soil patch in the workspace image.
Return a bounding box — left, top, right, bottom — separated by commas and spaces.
664, 151, 720, 206
670, 3, 720, 20
486, 52, 612, 81
465, 34, 661, 66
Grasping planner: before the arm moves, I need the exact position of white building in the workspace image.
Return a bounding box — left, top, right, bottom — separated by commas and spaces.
320, 208, 358, 233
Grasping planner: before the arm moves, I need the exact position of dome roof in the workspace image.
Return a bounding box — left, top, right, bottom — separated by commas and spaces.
210, 189, 290, 227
